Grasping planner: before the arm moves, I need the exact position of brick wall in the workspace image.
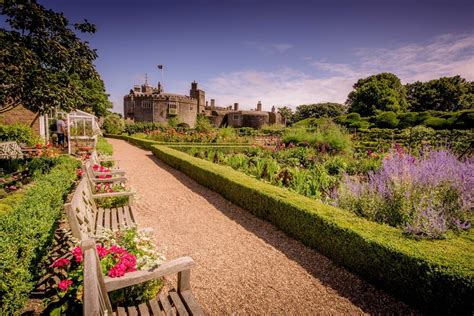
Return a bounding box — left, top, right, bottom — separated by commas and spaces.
0, 105, 40, 134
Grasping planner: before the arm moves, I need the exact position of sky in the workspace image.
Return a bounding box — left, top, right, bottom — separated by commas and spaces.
33, 0, 474, 112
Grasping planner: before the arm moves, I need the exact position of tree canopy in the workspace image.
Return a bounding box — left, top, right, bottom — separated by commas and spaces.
293, 102, 346, 122
346, 72, 408, 116
0, 0, 111, 116
406, 76, 474, 112
277, 106, 294, 124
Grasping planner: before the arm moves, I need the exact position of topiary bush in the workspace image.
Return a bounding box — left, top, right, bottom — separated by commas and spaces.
0, 156, 80, 314
102, 114, 125, 135
423, 116, 448, 129
375, 111, 399, 128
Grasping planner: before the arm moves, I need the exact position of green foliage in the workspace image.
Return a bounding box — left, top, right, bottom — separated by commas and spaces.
167, 116, 179, 128
375, 111, 399, 128
77, 77, 113, 117
406, 76, 474, 112
0, 123, 42, 146
260, 123, 286, 136
0, 1, 106, 114
282, 120, 352, 154
150, 144, 473, 315
294, 103, 347, 122
277, 106, 294, 124
102, 114, 125, 135
0, 156, 80, 314
347, 73, 408, 116
194, 114, 214, 132
96, 136, 113, 156
423, 116, 448, 129
124, 122, 164, 135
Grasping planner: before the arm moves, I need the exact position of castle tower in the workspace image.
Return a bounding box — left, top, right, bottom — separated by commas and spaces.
190, 81, 205, 113
257, 101, 262, 111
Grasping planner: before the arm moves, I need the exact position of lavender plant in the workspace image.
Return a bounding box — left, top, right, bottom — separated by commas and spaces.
338, 148, 473, 238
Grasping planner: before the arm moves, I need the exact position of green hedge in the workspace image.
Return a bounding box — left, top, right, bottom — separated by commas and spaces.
0, 156, 80, 314
149, 144, 473, 314
96, 136, 113, 155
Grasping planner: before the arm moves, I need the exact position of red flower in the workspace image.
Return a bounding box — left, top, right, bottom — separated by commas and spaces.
71, 246, 83, 263
76, 169, 83, 178
58, 279, 73, 291
96, 244, 109, 258
93, 164, 99, 170
109, 245, 126, 255
51, 258, 70, 268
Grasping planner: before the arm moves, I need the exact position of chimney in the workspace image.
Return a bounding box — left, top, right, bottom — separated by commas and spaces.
211, 99, 215, 109
271, 106, 276, 113
234, 103, 239, 111
257, 101, 262, 111
206, 101, 209, 107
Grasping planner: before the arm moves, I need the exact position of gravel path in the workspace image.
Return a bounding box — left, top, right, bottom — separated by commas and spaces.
108, 138, 416, 315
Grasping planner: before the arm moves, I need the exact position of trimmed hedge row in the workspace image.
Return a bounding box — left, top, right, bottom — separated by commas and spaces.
0, 156, 80, 314
148, 144, 473, 314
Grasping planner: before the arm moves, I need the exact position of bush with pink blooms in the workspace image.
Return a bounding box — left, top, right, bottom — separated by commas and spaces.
49, 227, 165, 312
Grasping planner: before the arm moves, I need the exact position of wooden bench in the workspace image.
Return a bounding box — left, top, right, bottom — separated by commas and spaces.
84, 160, 128, 185
65, 177, 137, 240
82, 239, 204, 316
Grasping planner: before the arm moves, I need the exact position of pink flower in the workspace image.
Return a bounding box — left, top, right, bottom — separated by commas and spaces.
71, 246, 83, 263
96, 244, 108, 258
58, 279, 73, 291
93, 164, 99, 170
51, 258, 70, 268
109, 245, 126, 255
108, 263, 127, 278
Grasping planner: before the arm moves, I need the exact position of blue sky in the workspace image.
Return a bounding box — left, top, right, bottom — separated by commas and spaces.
35, 0, 474, 112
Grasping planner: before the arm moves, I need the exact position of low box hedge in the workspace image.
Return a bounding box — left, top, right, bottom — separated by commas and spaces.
150, 144, 473, 314
0, 156, 80, 314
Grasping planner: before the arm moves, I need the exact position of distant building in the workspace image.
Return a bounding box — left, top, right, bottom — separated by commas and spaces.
124, 79, 285, 129
203, 101, 286, 129
123, 81, 204, 128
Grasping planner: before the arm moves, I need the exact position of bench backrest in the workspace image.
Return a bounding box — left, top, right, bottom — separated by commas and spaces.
65, 177, 98, 240
82, 239, 113, 315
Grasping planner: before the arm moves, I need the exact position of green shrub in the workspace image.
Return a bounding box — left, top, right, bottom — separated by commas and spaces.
150, 145, 473, 314
0, 124, 42, 146
102, 114, 125, 134
423, 116, 447, 129
195, 114, 214, 132
397, 112, 418, 128
0, 156, 80, 314
375, 111, 399, 128
96, 136, 113, 156
346, 113, 361, 121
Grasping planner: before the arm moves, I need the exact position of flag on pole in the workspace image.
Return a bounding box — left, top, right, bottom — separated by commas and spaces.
157, 65, 163, 69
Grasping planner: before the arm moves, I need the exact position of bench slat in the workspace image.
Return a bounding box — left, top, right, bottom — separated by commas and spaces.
104, 208, 111, 230
138, 302, 150, 316
111, 208, 118, 231
159, 292, 174, 316
149, 299, 163, 315
117, 306, 127, 316
127, 306, 138, 316
169, 290, 188, 316
117, 206, 125, 228
179, 290, 204, 316
96, 208, 105, 235
124, 206, 134, 226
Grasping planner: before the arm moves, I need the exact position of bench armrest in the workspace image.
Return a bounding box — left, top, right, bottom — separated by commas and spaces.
91, 176, 128, 183
91, 190, 136, 199
104, 257, 195, 292
93, 170, 126, 176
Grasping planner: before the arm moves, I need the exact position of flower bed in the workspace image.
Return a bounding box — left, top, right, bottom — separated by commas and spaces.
0, 155, 80, 314
148, 144, 473, 314
49, 227, 165, 313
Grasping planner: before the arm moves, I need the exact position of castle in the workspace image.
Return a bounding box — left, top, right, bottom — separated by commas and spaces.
123, 81, 285, 128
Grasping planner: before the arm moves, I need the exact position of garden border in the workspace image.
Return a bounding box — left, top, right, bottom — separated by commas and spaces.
109, 135, 474, 314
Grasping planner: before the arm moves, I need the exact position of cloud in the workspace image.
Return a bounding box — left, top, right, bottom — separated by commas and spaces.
242, 41, 294, 53
207, 34, 474, 109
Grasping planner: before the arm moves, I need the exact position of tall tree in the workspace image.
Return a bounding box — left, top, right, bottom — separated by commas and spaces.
293, 102, 347, 122
277, 106, 294, 124
0, 0, 111, 115
406, 76, 474, 112
346, 73, 408, 116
